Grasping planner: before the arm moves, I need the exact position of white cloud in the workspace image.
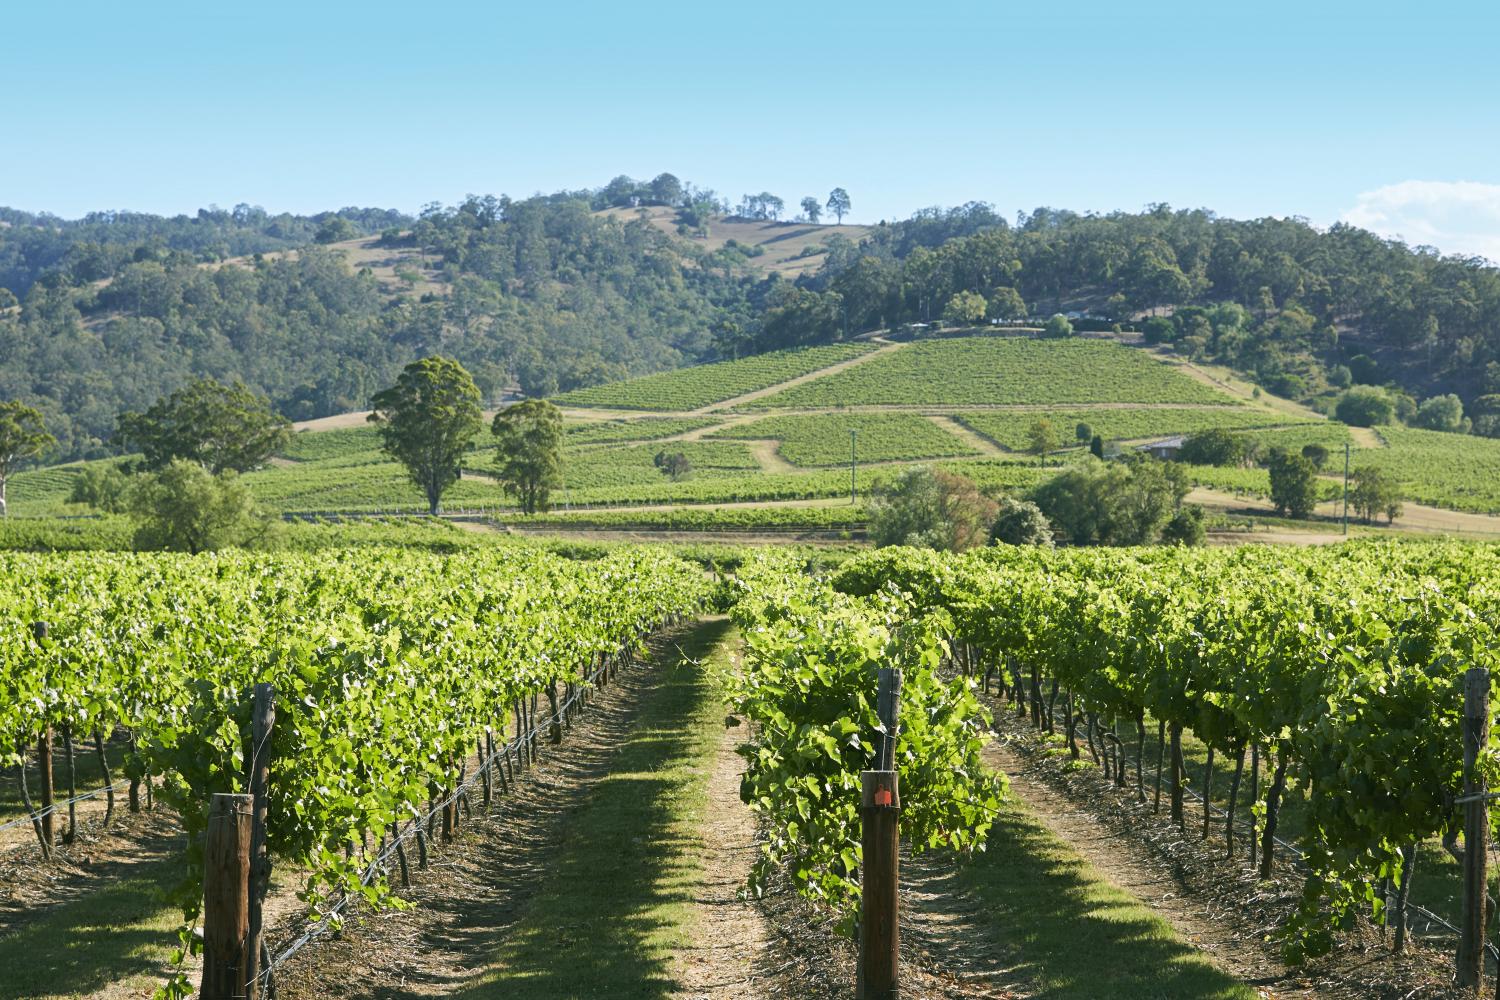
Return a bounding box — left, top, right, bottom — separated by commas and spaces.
1342, 180, 1500, 263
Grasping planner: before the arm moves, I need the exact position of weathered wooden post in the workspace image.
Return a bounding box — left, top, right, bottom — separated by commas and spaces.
201, 793, 253, 1000
243, 684, 275, 1000
1457, 667, 1489, 991
32, 623, 55, 851
857, 667, 901, 1000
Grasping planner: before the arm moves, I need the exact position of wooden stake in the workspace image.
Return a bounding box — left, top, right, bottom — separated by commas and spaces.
1457, 667, 1489, 990
857, 770, 900, 1000
37, 728, 55, 849
200, 793, 253, 1000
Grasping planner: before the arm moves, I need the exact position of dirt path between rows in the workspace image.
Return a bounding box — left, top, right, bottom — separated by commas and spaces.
693, 341, 907, 414
273, 642, 677, 999
927, 414, 1008, 456
742, 439, 797, 474
667, 714, 773, 998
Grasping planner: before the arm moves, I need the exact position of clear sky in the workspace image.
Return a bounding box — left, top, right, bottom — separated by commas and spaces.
5, 0, 1499, 257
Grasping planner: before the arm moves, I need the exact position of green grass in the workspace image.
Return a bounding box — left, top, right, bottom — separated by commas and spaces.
566, 417, 720, 446
956, 792, 1257, 999
452, 617, 734, 998
0, 856, 186, 999
747, 338, 1238, 409
957, 406, 1301, 451
711, 412, 979, 466
553, 343, 875, 411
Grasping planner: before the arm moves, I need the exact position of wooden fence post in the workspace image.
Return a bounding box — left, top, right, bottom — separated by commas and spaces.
858, 667, 902, 1000
243, 684, 275, 1000
32, 623, 54, 851
1457, 667, 1489, 991
201, 793, 253, 1000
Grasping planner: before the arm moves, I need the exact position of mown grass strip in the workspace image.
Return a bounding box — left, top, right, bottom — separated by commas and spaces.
957, 791, 1258, 999
454, 618, 733, 999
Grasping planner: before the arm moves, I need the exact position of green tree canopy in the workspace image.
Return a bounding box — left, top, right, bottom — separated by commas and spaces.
941, 290, 987, 326
653, 450, 692, 481
1042, 313, 1074, 339
800, 197, 822, 223
1177, 428, 1248, 467
492, 398, 565, 514
1350, 466, 1403, 524
826, 188, 851, 225
987, 286, 1026, 320
370, 356, 484, 515
1031, 458, 1188, 546
1412, 393, 1466, 433
868, 467, 997, 552
1266, 447, 1319, 519
115, 377, 291, 474
0, 400, 54, 518
1160, 504, 1207, 546
130, 460, 276, 553
1334, 386, 1396, 427
989, 496, 1054, 546
1026, 418, 1060, 460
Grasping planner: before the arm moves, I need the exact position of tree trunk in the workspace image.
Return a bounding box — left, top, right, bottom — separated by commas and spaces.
1201, 745, 1215, 839
1225, 743, 1245, 859
1169, 723, 1185, 830
94, 730, 115, 827
62, 725, 77, 844
1066, 692, 1079, 760
1394, 842, 1416, 953
1134, 711, 1146, 800
1259, 751, 1289, 879
1248, 742, 1260, 868
1154, 720, 1166, 814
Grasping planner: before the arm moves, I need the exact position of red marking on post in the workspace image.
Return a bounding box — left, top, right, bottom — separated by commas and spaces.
875, 788, 893, 807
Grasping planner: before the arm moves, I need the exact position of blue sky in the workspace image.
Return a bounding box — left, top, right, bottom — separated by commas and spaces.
5, 1, 1499, 257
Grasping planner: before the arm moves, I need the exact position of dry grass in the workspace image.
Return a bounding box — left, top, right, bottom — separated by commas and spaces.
598, 206, 873, 278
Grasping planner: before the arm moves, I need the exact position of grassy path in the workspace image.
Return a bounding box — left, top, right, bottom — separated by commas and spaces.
448, 617, 743, 998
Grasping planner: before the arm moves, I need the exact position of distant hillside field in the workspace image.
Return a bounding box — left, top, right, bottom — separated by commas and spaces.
552, 342, 875, 411
744, 338, 1239, 409
598, 205, 875, 279
956, 406, 1305, 451
711, 412, 981, 466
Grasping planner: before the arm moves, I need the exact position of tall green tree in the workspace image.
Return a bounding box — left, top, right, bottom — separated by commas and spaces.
826, 188, 851, 225
868, 467, 998, 552
492, 399, 564, 514
116, 378, 291, 474
1026, 418, 1059, 460
1266, 447, 1319, 519
0, 400, 54, 518
369, 357, 484, 515
1350, 467, 1403, 524
800, 197, 823, 223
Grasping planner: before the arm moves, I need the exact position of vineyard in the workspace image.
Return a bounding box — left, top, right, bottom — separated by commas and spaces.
6, 537, 1500, 997
744, 339, 1239, 408
552, 342, 874, 411
956, 406, 1307, 451
711, 412, 982, 466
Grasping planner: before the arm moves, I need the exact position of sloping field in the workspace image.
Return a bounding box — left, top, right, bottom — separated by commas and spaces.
957, 406, 1305, 451
598, 205, 874, 278
711, 412, 980, 466
745, 338, 1239, 409
552, 342, 874, 411
565, 416, 720, 445
1356, 426, 1500, 513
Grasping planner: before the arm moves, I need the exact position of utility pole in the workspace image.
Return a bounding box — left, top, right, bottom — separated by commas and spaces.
1342, 442, 1350, 536
850, 428, 858, 505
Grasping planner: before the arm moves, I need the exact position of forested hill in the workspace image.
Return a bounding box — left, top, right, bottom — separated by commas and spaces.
4, 175, 1500, 460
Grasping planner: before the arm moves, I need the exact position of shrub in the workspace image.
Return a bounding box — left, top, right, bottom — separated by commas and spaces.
1334, 386, 1396, 427
129, 460, 279, 554
1160, 504, 1206, 546
989, 496, 1053, 546
868, 467, 998, 552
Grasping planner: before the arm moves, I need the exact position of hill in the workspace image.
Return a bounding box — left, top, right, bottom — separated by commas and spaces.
597, 205, 874, 279
6, 175, 1500, 467
15, 334, 1500, 541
